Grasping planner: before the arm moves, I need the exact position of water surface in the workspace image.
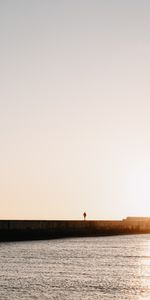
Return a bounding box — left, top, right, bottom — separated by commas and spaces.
1, 235, 150, 299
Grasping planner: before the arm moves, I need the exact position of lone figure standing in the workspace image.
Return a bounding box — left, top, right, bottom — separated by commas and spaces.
83, 212, 87, 221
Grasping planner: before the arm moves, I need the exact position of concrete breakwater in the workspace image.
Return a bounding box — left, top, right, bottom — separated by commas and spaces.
1, 217, 150, 241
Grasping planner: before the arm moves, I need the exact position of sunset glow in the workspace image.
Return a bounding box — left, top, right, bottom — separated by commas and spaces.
1, 1, 150, 220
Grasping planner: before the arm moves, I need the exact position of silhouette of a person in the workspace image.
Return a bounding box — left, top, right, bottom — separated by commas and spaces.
83, 212, 87, 221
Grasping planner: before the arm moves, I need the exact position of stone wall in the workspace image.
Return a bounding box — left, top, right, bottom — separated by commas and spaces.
0, 219, 150, 241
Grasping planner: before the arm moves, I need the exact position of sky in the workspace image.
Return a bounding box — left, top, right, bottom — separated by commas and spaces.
1, 0, 150, 220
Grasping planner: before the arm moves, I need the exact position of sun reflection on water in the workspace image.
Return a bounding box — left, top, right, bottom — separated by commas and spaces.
135, 236, 150, 300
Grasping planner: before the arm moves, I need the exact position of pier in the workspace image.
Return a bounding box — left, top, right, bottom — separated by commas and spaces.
0, 218, 150, 241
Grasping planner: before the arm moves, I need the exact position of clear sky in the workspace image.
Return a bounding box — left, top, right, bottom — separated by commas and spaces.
1, 0, 150, 220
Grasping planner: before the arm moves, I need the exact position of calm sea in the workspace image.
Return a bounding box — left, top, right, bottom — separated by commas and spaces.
1, 235, 150, 299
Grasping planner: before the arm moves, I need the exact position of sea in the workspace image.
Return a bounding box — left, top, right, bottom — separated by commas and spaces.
1, 235, 150, 299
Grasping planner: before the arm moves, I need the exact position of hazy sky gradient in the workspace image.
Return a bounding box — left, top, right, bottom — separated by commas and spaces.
1, 1, 150, 219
